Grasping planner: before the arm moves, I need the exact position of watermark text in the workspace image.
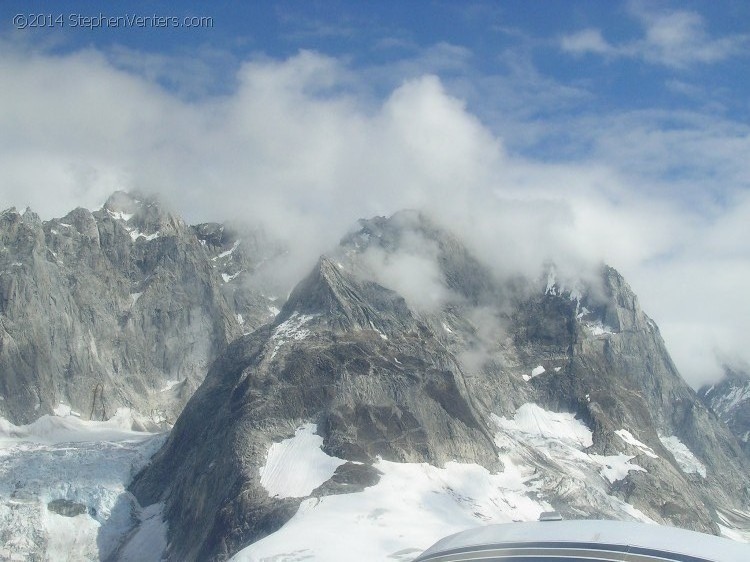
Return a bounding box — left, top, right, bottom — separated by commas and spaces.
13, 13, 214, 30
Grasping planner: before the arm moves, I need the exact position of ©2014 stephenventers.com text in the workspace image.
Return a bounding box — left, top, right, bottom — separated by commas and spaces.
12, 13, 214, 30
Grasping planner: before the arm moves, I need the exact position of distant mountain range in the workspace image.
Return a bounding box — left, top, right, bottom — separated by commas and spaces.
2, 194, 749, 561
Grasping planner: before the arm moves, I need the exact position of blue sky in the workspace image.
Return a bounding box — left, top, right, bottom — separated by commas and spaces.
1, 1, 749, 386
5, 1, 748, 115
5, 0, 747, 199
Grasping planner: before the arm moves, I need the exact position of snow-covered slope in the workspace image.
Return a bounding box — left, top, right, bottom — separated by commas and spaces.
259, 423, 347, 498
232, 404, 664, 561
0, 408, 167, 561
238, 409, 750, 560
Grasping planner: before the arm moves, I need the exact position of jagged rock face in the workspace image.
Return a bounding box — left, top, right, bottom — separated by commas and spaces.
0, 192, 282, 425
341, 213, 750, 531
131, 256, 499, 561
192, 221, 286, 334
699, 368, 750, 456
132, 211, 750, 561
522, 271, 748, 533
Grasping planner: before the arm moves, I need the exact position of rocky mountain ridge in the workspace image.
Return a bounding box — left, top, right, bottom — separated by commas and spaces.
0, 191, 283, 426
130, 211, 750, 561
3, 196, 749, 560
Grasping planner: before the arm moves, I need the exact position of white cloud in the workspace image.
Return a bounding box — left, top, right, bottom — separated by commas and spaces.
560, 4, 749, 68
0, 45, 748, 388
633, 7, 745, 67
361, 245, 449, 313
560, 29, 614, 56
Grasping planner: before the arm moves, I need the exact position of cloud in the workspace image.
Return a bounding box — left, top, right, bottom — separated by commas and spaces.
632, 6, 746, 67
561, 29, 614, 56
360, 243, 449, 313
560, 4, 749, 68
0, 43, 748, 388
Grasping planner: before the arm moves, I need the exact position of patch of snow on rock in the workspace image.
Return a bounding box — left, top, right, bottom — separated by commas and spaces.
585, 321, 616, 336
160, 380, 182, 393
589, 453, 646, 483
545, 267, 557, 295
106, 210, 134, 221
128, 229, 159, 242
259, 423, 346, 498
659, 434, 706, 477
493, 403, 593, 449
221, 270, 242, 283
615, 429, 658, 458
714, 383, 750, 413
213, 240, 241, 260
269, 313, 314, 359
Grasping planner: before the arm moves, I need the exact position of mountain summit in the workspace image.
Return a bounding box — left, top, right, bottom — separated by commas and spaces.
130, 212, 750, 561
131, 253, 502, 560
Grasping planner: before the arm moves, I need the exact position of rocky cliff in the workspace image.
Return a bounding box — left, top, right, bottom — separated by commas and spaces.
0, 191, 283, 426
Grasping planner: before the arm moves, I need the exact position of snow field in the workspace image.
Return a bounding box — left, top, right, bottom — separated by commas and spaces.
238, 458, 551, 562
0, 409, 167, 561
235, 403, 663, 561
494, 405, 652, 486
492, 403, 593, 449
259, 424, 347, 498
1, 401, 718, 561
